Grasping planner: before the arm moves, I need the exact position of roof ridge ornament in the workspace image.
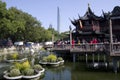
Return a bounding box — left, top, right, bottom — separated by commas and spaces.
88, 3, 90, 8
87, 3, 92, 15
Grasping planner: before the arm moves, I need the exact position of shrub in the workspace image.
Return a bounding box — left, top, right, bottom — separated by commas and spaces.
47, 54, 57, 62
6, 54, 12, 60
11, 53, 18, 60
40, 47, 45, 51
9, 69, 21, 77
14, 62, 22, 70
23, 68, 34, 76
21, 60, 31, 70
42, 56, 47, 62
57, 57, 63, 61
33, 64, 42, 71
9, 65, 16, 70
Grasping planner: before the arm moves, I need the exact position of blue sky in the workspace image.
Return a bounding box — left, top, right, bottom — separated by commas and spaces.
2, 0, 120, 32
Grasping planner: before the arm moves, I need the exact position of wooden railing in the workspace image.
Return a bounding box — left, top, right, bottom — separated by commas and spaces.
111, 43, 120, 56
53, 43, 120, 56
53, 43, 107, 51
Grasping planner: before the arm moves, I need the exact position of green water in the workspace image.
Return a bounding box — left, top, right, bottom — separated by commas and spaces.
42, 62, 120, 80
0, 52, 120, 80
0, 63, 12, 79
0, 62, 120, 80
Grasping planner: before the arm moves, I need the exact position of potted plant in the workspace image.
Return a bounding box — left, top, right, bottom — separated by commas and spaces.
33, 64, 45, 75
40, 56, 47, 65
57, 57, 64, 65
3, 60, 45, 80
23, 68, 34, 76
5, 53, 18, 62
9, 69, 21, 77
42, 57, 47, 62
11, 53, 18, 60
21, 60, 31, 70
47, 54, 57, 62
22, 68, 41, 79
39, 54, 64, 67
3, 61, 25, 80
5, 52, 27, 63
3, 68, 22, 80
33, 64, 43, 71
21, 60, 42, 79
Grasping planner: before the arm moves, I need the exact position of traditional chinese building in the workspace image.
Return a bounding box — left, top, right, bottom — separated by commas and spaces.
71, 5, 120, 43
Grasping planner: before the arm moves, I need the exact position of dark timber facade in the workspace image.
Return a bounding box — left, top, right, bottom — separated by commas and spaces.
71, 5, 120, 42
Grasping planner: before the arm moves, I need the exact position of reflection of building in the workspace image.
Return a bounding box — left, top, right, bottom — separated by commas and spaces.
71, 5, 120, 42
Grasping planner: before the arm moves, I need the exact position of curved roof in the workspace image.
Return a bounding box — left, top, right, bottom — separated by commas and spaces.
80, 6, 102, 20
71, 5, 103, 26
111, 6, 120, 17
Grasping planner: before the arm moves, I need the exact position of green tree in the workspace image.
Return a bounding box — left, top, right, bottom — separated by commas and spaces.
47, 26, 60, 41
0, 1, 8, 39
0, 1, 61, 42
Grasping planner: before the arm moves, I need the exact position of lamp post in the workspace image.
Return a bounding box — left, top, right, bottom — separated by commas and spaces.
69, 25, 72, 45
110, 17, 118, 73
109, 19, 113, 53
52, 34, 54, 43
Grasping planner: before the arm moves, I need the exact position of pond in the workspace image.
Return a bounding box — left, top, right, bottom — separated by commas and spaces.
0, 50, 120, 80
42, 62, 120, 80
0, 61, 120, 80
0, 63, 12, 79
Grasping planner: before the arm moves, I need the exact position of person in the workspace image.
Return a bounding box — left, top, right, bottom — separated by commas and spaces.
103, 39, 109, 44
82, 39, 87, 50
91, 38, 98, 50
92, 38, 98, 44
72, 39, 75, 48
82, 39, 86, 44
78, 40, 80, 45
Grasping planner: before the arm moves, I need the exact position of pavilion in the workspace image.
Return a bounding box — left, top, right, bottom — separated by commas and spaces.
71, 4, 120, 43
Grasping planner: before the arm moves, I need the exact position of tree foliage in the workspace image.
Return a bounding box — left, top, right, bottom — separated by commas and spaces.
0, 1, 66, 42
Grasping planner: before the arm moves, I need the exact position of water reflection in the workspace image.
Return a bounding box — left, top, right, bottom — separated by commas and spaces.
42, 62, 120, 80
0, 63, 11, 79
43, 66, 71, 80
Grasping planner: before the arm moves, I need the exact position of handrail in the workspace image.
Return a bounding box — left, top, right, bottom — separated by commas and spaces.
52, 43, 120, 55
